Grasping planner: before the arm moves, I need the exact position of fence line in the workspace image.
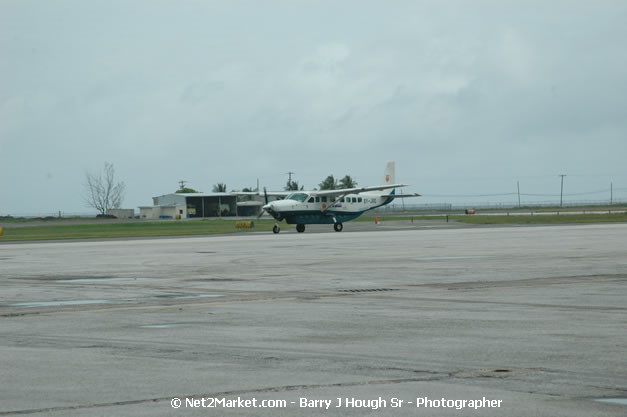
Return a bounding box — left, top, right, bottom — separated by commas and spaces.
378, 199, 627, 212
3, 199, 627, 218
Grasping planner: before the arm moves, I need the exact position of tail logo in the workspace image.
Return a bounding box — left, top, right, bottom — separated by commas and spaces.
385, 175, 390, 183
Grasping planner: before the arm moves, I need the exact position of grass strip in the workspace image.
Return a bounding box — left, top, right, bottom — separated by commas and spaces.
0, 219, 284, 242
354, 215, 446, 222
451, 213, 627, 224
2, 213, 627, 242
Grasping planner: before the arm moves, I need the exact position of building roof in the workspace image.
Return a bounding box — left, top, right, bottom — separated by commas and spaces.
236, 201, 263, 206
158, 192, 240, 198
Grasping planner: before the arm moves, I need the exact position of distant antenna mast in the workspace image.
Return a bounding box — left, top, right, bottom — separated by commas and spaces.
178, 180, 187, 191
517, 181, 521, 208
286, 172, 295, 182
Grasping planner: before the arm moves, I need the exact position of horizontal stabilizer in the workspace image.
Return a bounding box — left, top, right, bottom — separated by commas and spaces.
312, 183, 408, 197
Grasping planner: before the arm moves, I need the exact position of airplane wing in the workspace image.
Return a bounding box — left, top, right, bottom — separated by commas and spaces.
232, 191, 291, 197
265, 191, 291, 197
311, 183, 408, 197
388, 193, 421, 198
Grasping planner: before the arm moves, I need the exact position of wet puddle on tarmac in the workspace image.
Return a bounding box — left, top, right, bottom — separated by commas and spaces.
154, 294, 224, 300
594, 398, 627, 406
55, 277, 149, 283
9, 293, 224, 308
416, 256, 489, 261
11, 300, 111, 307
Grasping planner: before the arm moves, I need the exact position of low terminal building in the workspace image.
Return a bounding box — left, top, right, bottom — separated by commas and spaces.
139, 193, 265, 219
235, 200, 264, 217
106, 208, 135, 218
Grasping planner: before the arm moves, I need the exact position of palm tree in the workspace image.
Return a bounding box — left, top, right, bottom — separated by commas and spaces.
239, 187, 257, 201
176, 187, 198, 193
284, 180, 303, 191
339, 175, 357, 189
318, 175, 337, 190
212, 183, 227, 192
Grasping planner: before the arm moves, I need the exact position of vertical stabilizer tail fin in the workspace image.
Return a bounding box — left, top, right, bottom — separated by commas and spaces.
382, 161, 396, 185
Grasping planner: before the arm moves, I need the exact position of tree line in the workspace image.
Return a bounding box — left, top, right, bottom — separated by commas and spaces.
83, 163, 359, 215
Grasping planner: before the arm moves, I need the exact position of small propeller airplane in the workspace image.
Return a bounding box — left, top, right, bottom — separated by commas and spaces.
259, 161, 419, 233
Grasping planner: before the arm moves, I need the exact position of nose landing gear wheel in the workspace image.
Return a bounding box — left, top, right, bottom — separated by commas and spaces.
273, 225, 280, 234
333, 222, 343, 232
296, 224, 306, 233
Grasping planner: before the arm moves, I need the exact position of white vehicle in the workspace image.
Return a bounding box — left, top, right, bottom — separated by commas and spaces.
261, 161, 419, 233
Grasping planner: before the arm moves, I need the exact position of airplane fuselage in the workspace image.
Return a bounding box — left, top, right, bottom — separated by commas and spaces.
264, 191, 395, 225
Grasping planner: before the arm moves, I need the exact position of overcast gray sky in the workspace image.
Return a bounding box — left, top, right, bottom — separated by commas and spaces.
1, 0, 626, 215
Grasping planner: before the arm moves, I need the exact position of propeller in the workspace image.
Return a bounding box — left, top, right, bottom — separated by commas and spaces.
257, 187, 271, 219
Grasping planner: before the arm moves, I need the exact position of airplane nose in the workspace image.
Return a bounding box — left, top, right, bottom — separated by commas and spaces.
262, 203, 277, 215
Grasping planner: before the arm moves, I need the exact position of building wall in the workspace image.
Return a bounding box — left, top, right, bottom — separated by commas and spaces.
107, 208, 135, 218
139, 207, 154, 219
183, 195, 237, 217
139, 205, 186, 219
160, 206, 186, 219
141, 194, 239, 219
155, 194, 186, 207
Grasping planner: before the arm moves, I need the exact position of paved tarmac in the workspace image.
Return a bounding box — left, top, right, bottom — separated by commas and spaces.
1, 223, 626, 416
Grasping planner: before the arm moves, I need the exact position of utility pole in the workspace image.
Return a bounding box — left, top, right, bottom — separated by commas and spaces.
611, 182, 613, 205
517, 181, 521, 208
559, 174, 566, 207
286, 172, 295, 183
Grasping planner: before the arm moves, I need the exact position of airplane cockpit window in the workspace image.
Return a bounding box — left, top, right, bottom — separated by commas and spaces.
308, 197, 314, 203
285, 193, 308, 203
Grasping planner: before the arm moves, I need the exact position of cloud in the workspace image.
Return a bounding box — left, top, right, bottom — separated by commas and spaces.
1, 1, 627, 213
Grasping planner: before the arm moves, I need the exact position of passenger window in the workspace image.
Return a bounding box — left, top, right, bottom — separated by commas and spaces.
331, 197, 335, 202
321, 196, 327, 202
315, 197, 320, 203
358, 197, 362, 203
340, 198, 345, 203
352, 197, 357, 203
308, 197, 314, 203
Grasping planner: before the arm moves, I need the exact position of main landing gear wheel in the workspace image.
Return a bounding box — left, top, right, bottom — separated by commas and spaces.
333, 222, 343, 232
273, 225, 280, 234
296, 224, 306, 233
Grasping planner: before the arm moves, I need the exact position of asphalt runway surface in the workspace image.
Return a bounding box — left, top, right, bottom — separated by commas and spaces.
1, 223, 626, 416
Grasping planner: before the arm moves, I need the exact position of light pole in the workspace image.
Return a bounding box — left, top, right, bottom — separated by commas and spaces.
559, 174, 566, 207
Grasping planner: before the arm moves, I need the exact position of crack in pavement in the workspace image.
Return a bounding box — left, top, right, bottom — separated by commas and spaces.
0, 375, 452, 415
